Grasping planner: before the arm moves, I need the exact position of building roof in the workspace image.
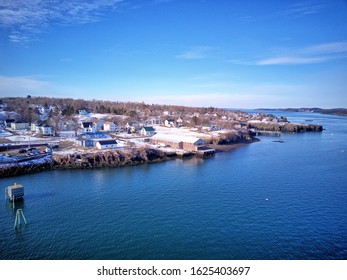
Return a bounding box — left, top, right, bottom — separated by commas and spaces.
143, 126, 155, 132
82, 122, 93, 128
97, 139, 117, 145
152, 134, 205, 144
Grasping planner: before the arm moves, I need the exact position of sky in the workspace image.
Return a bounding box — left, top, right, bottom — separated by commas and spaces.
0, 0, 347, 108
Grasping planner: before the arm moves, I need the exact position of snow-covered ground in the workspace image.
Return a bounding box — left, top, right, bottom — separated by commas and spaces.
0, 131, 12, 137
153, 126, 222, 140
6, 135, 47, 142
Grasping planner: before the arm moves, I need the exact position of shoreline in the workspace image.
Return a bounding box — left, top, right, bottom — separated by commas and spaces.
0, 142, 255, 178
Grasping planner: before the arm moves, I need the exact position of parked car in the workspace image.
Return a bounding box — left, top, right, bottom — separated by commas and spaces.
19, 148, 27, 153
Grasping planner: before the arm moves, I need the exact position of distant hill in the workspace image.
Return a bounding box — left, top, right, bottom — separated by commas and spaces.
256, 108, 347, 117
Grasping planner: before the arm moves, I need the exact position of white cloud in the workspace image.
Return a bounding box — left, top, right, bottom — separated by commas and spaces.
256, 56, 330, 65
254, 41, 347, 65
279, 1, 328, 18
176, 46, 213, 60
0, 0, 124, 44
0, 75, 49, 94
302, 42, 347, 55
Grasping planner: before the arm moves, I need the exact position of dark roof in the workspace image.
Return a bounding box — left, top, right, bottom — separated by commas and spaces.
143, 126, 155, 131
82, 122, 93, 128
97, 139, 117, 145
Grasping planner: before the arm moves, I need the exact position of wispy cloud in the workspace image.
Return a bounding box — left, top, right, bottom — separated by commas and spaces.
255, 42, 347, 65
0, 0, 124, 44
256, 56, 330, 65
0, 75, 49, 94
234, 1, 328, 24
279, 0, 328, 17
176, 46, 213, 60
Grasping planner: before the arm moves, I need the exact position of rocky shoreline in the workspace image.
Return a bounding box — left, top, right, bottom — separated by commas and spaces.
0, 140, 259, 178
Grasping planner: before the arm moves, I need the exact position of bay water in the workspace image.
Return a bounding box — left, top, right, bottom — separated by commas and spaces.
1, 111, 346, 259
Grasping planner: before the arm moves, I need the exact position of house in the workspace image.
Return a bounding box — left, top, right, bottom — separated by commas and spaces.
140, 126, 156, 136
5, 119, 15, 128
32, 120, 53, 135
104, 122, 116, 132
39, 123, 53, 136
176, 117, 183, 127
96, 139, 118, 149
145, 117, 161, 126
76, 137, 95, 147
11, 120, 29, 130
164, 118, 175, 127
126, 121, 140, 133
37, 105, 51, 115
31, 120, 43, 131
36, 105, 52, 120
81, 121, 95, 133
79, 109, 89, 116
94, 120, 104, 131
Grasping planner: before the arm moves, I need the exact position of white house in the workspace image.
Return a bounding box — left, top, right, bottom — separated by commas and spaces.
164, 118, 175, 127
176, 117, 183, 127
126, 121, 140, 133
96, 139, 118, 149
11, 121, 29, 130
32, 120, 53, 135
140, 126, 156, 136
39, 123, 53, 136
104, 122, 116, 132
145, 117, 161, 126
31, 120, 43, 131
81, 121, 96, 133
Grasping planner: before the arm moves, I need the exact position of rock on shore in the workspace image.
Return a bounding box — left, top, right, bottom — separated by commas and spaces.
52, 148, 174, 169
0, 155, 54, 178
0, 148, 175, 178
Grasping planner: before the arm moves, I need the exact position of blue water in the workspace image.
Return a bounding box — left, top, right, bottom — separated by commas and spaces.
1, 111, 346, 260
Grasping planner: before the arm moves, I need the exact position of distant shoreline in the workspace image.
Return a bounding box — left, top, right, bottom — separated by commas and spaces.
255, 107, 347, 117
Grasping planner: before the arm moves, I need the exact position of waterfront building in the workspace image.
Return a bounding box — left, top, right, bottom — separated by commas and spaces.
151, 134, 206, 151
76, 137, 95, 147
96, 139, 118, 149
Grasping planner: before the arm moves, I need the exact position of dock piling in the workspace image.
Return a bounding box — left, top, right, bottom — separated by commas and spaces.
14, 209, 27, 229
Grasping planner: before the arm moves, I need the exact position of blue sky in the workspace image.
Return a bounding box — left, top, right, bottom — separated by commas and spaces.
0, 0, 346, 108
